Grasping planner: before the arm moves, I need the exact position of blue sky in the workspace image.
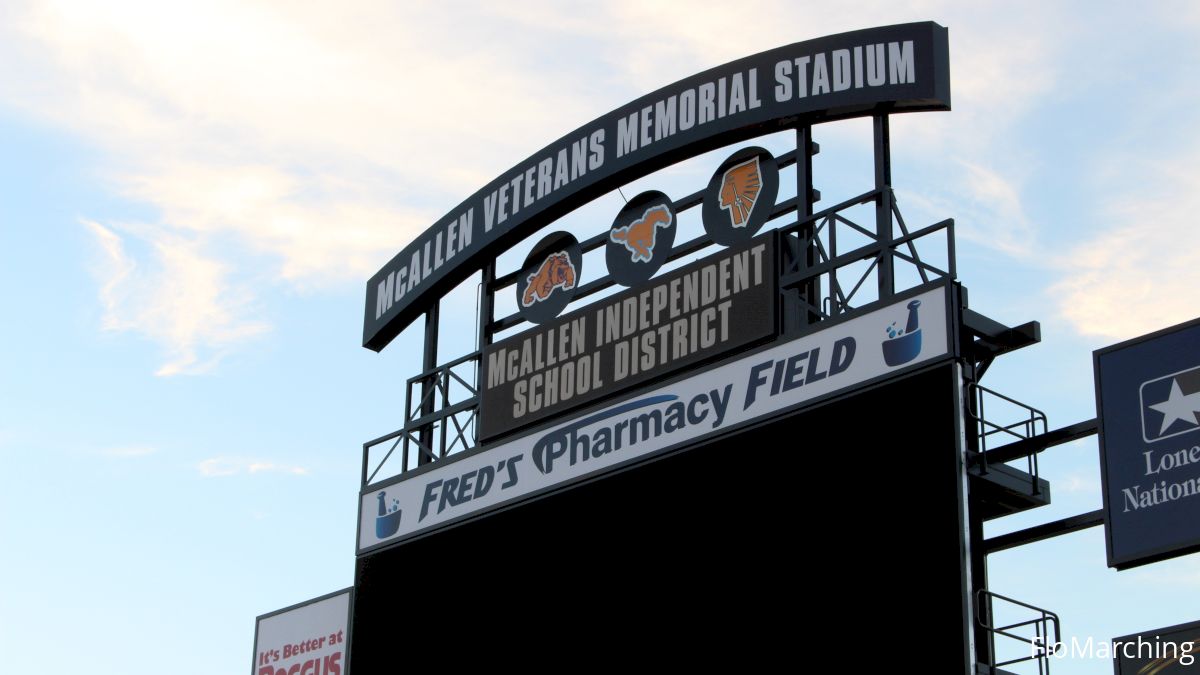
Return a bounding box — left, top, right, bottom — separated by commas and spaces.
2, 2, 1200, 672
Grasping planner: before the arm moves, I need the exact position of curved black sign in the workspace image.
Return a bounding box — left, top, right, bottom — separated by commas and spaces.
365, 21, 950, 350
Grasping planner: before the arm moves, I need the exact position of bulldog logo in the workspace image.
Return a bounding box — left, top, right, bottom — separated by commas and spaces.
719, 156, 763, 228
610, 204, 672, 263
521, 251, 577, 307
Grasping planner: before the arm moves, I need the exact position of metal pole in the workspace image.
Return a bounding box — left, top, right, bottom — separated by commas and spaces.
794, 124, 820, 330
953, 362, 980, 673
418, 301, 439, 465
874, 114, 894, 300
475, 264, 494, 443
478, 263, 495, 352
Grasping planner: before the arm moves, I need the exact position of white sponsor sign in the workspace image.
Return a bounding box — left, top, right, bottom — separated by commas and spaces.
359, 286, 949, 552
253, 590, 351, 675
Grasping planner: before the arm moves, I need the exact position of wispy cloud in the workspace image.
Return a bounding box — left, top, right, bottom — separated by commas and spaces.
898, 160, 1037, 258
84, 219, 270, 375
1051, 152, 1200, 341
196, 457, 309, 478
0, 1, 1108, 368
2, 0, 517, 373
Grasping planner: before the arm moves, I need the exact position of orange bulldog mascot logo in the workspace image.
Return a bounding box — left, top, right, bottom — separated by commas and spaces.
521, 252, 577, 307
610, 205, 672, 263
718, 156, 762, 228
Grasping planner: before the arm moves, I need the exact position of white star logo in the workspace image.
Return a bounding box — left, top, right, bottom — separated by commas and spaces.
1148, 379, 1200, 435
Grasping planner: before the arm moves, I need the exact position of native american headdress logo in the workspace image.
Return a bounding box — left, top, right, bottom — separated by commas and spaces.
610, 205, 672, 263
521, 251, 577, 307
718, 156, 763, 228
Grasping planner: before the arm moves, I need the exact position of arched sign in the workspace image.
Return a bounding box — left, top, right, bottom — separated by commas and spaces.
364, 22, 950, 351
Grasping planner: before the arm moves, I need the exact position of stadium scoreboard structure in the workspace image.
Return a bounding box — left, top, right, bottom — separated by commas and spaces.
251, 21, 1200, 675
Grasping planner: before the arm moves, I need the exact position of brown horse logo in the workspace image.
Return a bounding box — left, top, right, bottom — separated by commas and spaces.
521, 252, 577, 307
610, 205, 672, 263
719, 156, 762, 228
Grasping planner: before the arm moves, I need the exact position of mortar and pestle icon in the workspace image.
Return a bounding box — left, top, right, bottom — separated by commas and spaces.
881, 299, 923, 366
375, 491, 403, 539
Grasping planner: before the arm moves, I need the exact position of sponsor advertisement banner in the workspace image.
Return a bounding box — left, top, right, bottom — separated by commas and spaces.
253, 589, 351, 675
1095, 318, 1200, 568
360, 285, 950, 553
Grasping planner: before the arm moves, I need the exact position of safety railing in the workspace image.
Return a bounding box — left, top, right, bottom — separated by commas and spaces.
777, 187, 956, 326
361, 351, 480, 487
976, 589, 1061, 674
967, 383, 1048, 495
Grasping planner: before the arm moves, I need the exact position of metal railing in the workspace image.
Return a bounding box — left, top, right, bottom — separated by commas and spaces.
967, 383, 1048, 494
778, 187, 956, 323
976, 589, 1061, 674
362, 351, 480, 486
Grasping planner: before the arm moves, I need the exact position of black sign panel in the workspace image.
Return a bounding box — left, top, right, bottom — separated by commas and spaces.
1113, 619, 1200, 673
479, 235, 777, 441
364, 22, 950, 350
1095, 317, 1200, 569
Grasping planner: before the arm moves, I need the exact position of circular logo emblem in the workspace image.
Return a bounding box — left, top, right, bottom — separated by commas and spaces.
701, 146, 779, 246
516, 231, 582, 324
606, 191, 677, 287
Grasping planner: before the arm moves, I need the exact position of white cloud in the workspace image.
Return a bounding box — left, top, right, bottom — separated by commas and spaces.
83, 219, 269, 375
0, 1, 1133, 367
196, 457, 309, 477
3, 0, 652, 374
117, 163, 425, 287
1051, 154, 1200, 341
898, 160, 1037, 258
